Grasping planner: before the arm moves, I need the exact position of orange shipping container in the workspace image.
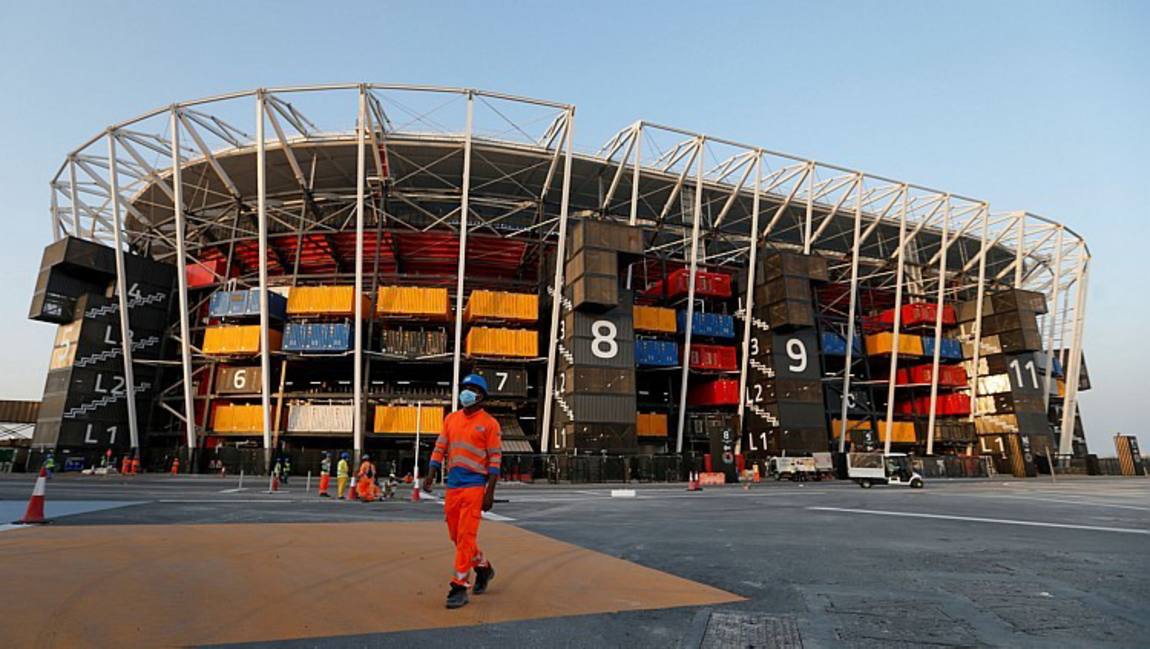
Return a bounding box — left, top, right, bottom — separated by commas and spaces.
464, 290, 538, 323
637, 412, 669, 437
865, 332, 924, 357
202, 326, 283, 356
377, 286, 450, 319
633, 305, 677, 334
287, 286, 370, 317
212, 404, 265, 434
373, 405, 445, 435
465, 327, 537, 358
832, 418, 917, 444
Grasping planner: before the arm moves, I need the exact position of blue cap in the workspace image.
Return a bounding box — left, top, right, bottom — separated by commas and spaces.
461, 373, 489, 395
341, 452, 349, 459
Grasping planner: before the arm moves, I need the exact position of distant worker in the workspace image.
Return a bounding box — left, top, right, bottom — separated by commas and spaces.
423, 374, 502, 609
337, 452, 351, 499
103, 448, 113, 469
130, 451, 141, 475
43, 452, 56, 479
282, 456, 292, 486
170, 457, 180, 476
318, 452, 332, 497
120, 455, 131, 475
356, 454, 378, 502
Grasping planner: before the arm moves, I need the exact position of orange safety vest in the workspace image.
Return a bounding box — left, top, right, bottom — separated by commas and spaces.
430, 409, 502, 478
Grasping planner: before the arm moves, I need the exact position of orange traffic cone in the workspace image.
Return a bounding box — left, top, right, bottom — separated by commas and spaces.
411, 482, 421, 502
347, 476, 358, 501
170, 458, 180, 476
753, 464, 761, 483
14, 468, 49, 524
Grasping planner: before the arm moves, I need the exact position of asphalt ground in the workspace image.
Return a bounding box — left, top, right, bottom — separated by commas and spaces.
1, 473, 1148, 648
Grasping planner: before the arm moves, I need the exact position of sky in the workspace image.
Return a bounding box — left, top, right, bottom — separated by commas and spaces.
0, 1, 1145, 453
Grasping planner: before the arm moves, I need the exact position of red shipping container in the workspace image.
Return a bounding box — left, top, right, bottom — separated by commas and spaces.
187, 258, 226, 289
651, 269, 733, 299
870, 303, 959, 330
688, 344, 738, 371
895, 392, 971, 416
897, 364, 967, 387
688, 378, 741, 406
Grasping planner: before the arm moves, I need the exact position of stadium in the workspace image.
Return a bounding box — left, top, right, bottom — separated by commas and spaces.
27, 83, 1092, 479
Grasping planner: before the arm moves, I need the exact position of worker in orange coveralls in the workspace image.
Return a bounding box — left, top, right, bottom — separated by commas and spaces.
356, 454, 379, 502
423, 373, 501, 609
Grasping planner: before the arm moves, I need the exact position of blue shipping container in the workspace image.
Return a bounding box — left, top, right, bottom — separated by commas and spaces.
284, 322, 353, 352
209, 289, 287, 320
676, 311, 736, 339
921, 336, 962, 360
283, 322, 309, 351
821, 331, 862, 356
636, 339, 679, 367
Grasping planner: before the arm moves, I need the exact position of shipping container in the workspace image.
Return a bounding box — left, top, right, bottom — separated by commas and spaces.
379, 329, 448, 358
376, 286, 450, 319
676, 311, 736, 339
561, 365, 636, 394
756, 276, 812, 306
636, 412, 669, 437
565, 333, 636, 368
564, 309, 635, 340
820, 331, 863, 356
373, 405, 445, 435
764, 299, 815, 329
687, 378, 741, 406
286, 286, 370, 317
186, 258, 226, 289
464, 290, 539, 323
215, 366, 263, 395
687, 344, 738, 371
556, 422, 638, 452
565, 247, 619, 281
990, 288, 1048, 315
632, 305, 677, 334
208, 289, 288, 320
920, 336, 963, 360
643, 269, 733, 300
896, 364, 968, 387
212, 403, 265, 434
283, 322, 353, 353
635, 339, 679, 367
202, 326, 283, 356
865, 332, 924, 357
569, 219, 644, 255
559, 394, 637, 424
470, 365, 530, 398
1114, 435, 1145, 476
568, 274, 618, 310
287, 404, 354, 433
465, 327, 537, 358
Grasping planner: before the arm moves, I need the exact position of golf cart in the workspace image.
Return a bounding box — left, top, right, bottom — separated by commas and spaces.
847, 452, 924, 488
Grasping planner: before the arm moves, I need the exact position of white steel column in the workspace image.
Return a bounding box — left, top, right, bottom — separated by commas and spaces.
256, 92, 274, 461
736, 152, 763, 443
1042, 227, 1065, 411
802, 162, 814, 254
1059, 246, 1089, 455
924, 196, 951, 456
1014, 215, 1026, 288
106, 132, 140, 450
837, 174, 863, 454
675, 137, 705, 454
539, 107, 575, 452
170, 109, 197, 453
881, 186, 909, 453
968, 205, 991, 431
68, 159, 81, 234
628, 123, 641, 226
353, 86, 367, 454
450, 92, 475, 410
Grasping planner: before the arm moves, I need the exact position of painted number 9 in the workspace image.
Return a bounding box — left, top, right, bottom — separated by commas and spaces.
591, 320, 618, 359
786, 338, 807, 373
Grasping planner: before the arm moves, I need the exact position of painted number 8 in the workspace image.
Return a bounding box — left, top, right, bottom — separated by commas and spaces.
591, 320, 618, 359
786, 338, 807, 373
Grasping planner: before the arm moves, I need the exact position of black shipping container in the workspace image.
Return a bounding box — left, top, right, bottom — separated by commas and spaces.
762, 251, 810, 280
764, 299, 815, 330
756, 276, 812, 306
557, 422, 638, 452
570, 220, 644, 256
747, 328, 822, 381
1000, 328, 1043, 354
559, 394, 638, 424
565, 247, 619, 282
563, 308, 635, 341
568, 274, 619, 310
990, 288, 1048, 315
564, 334, 636, 369
561, 365, 636, 395
471, 366, 529, 399
758, 378, 823, 404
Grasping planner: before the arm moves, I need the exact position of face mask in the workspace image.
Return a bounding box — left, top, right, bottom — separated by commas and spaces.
460, 389, 480, 408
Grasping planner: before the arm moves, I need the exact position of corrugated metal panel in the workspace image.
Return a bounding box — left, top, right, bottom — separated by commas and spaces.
377, 286, 450, 319
560, 394, 636, 424
465, 327, 537, 358
202, 326, 283, 355
286, 286, 370, 317
373, 405, 445, 435
0, 400, 40, 424
563, 310, 634, 340
636, 412, 668, 437
380, 329, 448, 358
212, 404, 264, 433
287, 404, 354, 433
561, 365, 635, 394
632, 305, 676, 334
464, 291, 538, 323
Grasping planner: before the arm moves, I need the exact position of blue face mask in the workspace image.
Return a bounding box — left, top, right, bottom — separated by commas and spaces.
460, 389, 480, 408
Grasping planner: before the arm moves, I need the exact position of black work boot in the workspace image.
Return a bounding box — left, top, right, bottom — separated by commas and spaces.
473, 564, 495, 595
445, 583, 469, 609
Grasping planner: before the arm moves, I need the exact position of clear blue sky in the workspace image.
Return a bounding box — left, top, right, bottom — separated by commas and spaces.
0, 1, 1145, 452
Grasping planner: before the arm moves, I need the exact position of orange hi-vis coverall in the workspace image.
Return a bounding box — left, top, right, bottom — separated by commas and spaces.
429, 408, 502, 587
356, 460, 378, 502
